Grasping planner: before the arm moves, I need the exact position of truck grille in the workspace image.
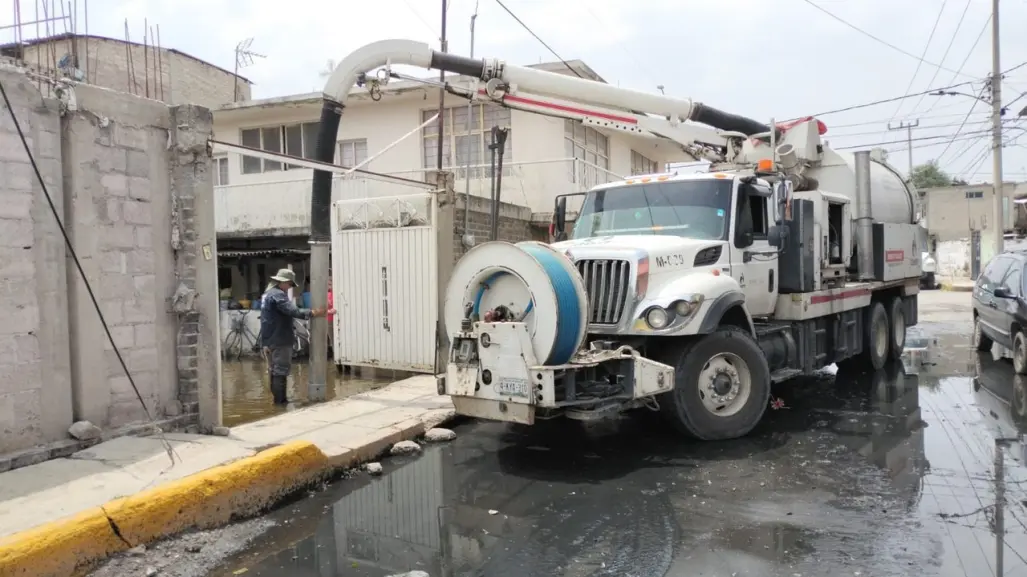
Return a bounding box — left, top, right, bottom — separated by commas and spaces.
575, 259, 631, 325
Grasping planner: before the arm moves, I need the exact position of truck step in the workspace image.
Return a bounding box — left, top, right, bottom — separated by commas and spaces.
770, 368, 803, 383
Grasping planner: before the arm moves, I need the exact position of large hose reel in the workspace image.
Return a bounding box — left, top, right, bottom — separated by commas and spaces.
444, 241, 590, 365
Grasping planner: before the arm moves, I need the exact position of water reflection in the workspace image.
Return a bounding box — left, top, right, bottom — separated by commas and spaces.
220, 360, 408, 427
213, 360, 934, 576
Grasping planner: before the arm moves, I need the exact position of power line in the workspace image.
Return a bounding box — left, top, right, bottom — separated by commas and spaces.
800, 60, 1027, 121
936, 86, 985, 162
800, 0, 968, 76
802, 79, 978, 118
827, 116, 1014, 138
834, 128, 993, 150
889, 0, 949, 120
912, 0, 978, 116
827, 108, 991, 129
493, 0, 584, 79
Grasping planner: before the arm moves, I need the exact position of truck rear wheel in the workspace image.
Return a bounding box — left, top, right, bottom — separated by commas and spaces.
656, 327, 771, 441
887, 296, 906, 362
865, 301, 890, 371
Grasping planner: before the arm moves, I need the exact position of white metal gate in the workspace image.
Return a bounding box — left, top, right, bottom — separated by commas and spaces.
331, 190, 439, 373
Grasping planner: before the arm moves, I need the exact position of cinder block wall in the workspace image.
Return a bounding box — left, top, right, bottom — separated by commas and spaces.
452, 193, 546, 261
0, 70, 73, 454
0, 67, 220, 456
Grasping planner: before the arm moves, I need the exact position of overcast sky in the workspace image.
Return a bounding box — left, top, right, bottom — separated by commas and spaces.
4, 0, 1027, 183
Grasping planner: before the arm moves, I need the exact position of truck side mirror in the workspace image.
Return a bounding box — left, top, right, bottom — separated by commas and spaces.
553, 196, 568, 241
768, 224, 786, 248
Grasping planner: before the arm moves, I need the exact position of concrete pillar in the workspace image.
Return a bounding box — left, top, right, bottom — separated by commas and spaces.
169, 104, 222, 428
434, 171, 456, 374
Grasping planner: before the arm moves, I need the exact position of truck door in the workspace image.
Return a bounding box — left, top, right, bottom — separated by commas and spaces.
731, 184, 779, 317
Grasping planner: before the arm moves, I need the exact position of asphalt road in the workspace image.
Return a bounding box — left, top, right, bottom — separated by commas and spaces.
93, 292, 1027, 577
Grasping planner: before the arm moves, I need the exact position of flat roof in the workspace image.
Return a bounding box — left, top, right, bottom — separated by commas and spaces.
217, 59, 603, 112
0, 33, 251, 84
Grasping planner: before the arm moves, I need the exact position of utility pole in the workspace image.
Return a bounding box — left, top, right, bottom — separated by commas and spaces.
990, 0, 1005, 257
436, 0, 449, 171
461, 0, 480, 247
887, 119, 919, 177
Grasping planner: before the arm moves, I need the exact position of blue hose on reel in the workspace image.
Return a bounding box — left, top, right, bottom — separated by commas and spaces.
518, 243, 584, 365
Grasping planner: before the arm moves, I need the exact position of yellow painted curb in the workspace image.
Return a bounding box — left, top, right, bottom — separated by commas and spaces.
0, 441, 334, 577
940, 281, 974, 292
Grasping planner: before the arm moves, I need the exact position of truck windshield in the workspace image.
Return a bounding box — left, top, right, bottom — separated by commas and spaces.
571, 179, 733, 240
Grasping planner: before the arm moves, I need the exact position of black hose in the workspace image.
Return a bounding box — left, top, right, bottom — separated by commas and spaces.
689, 103, 771, 136
429, 51, 486, 78
310, 102, 342, 243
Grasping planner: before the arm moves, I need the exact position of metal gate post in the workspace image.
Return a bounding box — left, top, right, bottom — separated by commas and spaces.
434, 171, 456, 374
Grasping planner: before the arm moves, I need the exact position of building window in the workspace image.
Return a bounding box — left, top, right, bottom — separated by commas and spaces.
965, 190, 984, 199
214, 155, 229, 186
240, 122, 320, 174
631, 150, 659, 175
338, 139, 369, 168
421, 104, 513, 177
564, 120, 609, 170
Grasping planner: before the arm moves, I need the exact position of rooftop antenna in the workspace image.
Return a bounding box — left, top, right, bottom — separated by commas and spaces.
233, 38, 264, 102
657, 85, 665, 95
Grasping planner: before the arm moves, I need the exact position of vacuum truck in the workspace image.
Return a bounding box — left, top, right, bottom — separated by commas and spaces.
313, 40, 924, 441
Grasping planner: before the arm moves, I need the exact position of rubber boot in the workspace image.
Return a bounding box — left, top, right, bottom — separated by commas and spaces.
270, 374, 288, 405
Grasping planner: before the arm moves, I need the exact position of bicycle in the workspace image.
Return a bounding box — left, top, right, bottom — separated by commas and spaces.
222, 310, 262, 361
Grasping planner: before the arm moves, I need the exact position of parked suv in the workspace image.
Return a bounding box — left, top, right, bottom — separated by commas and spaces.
973, 251, 1027, 373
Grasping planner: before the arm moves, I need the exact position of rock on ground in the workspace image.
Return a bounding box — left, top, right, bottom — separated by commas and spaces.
390, 440, 421, 456
424, 428, 456, 443
68, 420, 102, 441
365, 462, 383, 475
386, 572, 430, 577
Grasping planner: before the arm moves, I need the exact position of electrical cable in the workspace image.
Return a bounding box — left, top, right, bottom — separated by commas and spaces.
798, 80, 978, 119
494, 0, 585, 79
827, 108, 991, 129
889, 0, 949, 120
935, 83, 988, 162
800, 0, 968, 76
0, 78, 175, 460
834, 127, 993, 150
918, 4, 985, 115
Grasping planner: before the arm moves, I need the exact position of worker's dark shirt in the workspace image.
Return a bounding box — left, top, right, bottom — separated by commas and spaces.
260, 287, 312, 348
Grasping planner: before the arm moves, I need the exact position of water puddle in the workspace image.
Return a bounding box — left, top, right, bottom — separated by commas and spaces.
220, 360, 410, 427
205, 322, 1027, 576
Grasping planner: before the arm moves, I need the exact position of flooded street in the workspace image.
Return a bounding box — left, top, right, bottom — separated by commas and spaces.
220, 360, 405, 427
104, 292, 1027, 577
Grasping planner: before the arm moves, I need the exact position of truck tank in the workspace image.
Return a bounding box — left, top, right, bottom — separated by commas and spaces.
808, 148, 918, 225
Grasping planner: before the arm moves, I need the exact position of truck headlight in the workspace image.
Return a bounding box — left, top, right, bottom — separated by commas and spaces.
672, 295, 704, 317
645, 307, 671, 329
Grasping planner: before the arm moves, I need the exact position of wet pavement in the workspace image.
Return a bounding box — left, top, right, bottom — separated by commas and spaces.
220, 360, 406, 427
120, 294, 1027, 577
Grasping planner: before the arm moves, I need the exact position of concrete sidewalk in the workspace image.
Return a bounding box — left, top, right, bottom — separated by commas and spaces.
0, 375, 453, 577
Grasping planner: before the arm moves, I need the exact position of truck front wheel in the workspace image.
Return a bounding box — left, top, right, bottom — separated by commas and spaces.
657, 327, 771, 441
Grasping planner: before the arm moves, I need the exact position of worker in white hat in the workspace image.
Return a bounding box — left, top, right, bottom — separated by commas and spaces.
259, 268, 334, 404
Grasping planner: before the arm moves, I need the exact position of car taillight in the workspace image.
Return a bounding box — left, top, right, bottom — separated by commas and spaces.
636, 257, 649, 300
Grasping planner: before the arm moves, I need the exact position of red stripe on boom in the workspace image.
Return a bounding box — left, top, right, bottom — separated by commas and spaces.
478, 89, 639, 125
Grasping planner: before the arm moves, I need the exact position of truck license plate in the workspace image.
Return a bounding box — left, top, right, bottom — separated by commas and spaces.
497, 377, 529, 398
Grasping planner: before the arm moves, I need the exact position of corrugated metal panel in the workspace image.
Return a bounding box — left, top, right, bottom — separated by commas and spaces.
331, 195, 438, 373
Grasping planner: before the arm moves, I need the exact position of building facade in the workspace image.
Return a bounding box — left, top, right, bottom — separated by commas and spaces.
212, 60, 688, 304
0, 33, 251, 108
921, 182, 1027, 242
